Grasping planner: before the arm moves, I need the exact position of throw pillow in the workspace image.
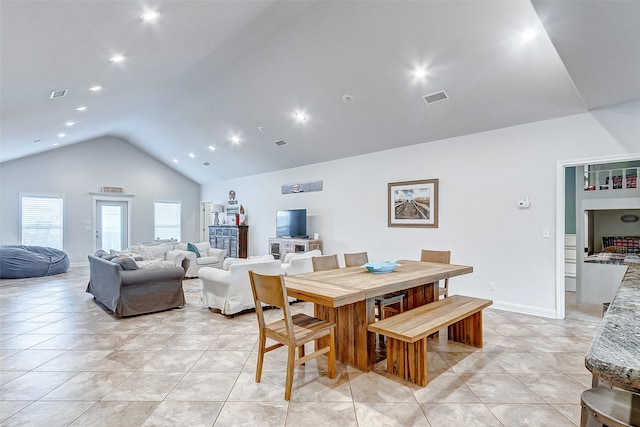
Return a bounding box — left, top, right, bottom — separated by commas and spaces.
110, 249, 132, 257
187, 242, 201, 258
194, 242, 211, 254
142, 243, 169, 260
112, 257, 139, 271
135, 259, 165, 269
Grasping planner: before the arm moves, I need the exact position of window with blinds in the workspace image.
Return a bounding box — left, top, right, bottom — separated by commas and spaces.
154, 200, 181, 241
20, 194, 64, 249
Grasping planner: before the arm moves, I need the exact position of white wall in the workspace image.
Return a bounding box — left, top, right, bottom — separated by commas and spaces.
0, 136, 201, 263
202, 111, 639, 318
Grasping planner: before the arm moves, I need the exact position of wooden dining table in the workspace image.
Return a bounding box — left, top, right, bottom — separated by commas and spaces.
284, 259, 473, 372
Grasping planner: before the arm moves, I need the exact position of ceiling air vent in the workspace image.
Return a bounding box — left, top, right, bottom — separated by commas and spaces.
202, 162, 210, 166
274, 139, 286, 147
50, 89, 68, 99
422, 90, 448, 105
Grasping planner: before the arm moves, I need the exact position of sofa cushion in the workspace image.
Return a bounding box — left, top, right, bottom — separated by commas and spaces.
194, 242, 211, 253
195, 256, 220, 265
187, 242, 201, 258
131, 244, 170, 261
112, 257, 139, 271
110, 249, 133, 257
135, 259, 166, 269
143, 244, 170, 259
175, 242, 189, 251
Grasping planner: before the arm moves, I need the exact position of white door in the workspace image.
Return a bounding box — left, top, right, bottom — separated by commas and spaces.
96, 200, 129, 252
200, 201, 212, 242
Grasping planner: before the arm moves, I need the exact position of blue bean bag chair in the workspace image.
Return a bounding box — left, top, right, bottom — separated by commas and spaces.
0, 245, 70, 279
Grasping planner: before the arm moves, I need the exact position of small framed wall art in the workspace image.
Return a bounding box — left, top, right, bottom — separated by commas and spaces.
388, 178, 439, 228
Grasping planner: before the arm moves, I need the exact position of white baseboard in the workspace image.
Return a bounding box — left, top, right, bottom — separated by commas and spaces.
490, 300, 558, 319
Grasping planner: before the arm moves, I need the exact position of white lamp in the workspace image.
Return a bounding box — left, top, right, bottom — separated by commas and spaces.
212, 204, 224, 225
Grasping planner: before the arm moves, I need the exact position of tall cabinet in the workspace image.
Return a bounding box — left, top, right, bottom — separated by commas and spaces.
209, 225, 248, 259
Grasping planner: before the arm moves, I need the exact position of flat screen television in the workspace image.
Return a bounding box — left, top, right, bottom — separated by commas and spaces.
276, 209, 307, 238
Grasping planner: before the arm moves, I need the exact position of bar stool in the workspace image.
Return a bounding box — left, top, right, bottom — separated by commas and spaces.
580, 387, 640, 427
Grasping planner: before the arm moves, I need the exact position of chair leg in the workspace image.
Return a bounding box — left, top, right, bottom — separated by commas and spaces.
284, 345, 296, 401
579, 402, 588, 427
327, 327, 336, 379
298, 343, 305, 361
256, 332, 266, 383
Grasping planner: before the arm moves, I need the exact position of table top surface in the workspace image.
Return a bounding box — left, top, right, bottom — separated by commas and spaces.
585, 264, 640, 392
284, 259, 473, 307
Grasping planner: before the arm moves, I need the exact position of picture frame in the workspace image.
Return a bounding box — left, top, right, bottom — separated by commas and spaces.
388, 178, 439, 228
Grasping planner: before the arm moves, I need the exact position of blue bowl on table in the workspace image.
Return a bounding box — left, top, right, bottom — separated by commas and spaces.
363, 261, 399, 274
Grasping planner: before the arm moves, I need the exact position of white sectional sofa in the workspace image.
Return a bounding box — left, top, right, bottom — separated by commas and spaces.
199, 255, 283, 316
116, 240, 225, 277
125, 242, 187, 269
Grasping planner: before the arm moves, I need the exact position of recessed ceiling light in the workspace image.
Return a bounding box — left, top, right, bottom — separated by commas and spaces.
208, 145, 216, 151
52, 142, 59, 146
342, 94, 354, 103
109, 55, 126, 63
141, 10, 160, 21
523, 29, 536, 40
57, 133, 66, 138
189, 153, 195, 158
88, 85, 102, 92
230, 135, 241, 144
257, 126, 266, 133
173, 158, 179, 163
293, 111, 307, 122
32, 139, 41, 144
75, 106, 87, 111
65, 121, 74, 127
413, 66, 428, 80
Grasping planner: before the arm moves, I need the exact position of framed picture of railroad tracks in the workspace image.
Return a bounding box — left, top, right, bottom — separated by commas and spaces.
388, 178, 438, 228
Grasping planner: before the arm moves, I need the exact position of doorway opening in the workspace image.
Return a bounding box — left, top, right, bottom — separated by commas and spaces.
92, 195, 133, 252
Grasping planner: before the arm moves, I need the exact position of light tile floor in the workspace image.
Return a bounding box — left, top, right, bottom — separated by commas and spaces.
1, 267, 602, 426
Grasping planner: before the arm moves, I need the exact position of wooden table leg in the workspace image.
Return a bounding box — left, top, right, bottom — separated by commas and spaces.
314, 300, 375, 372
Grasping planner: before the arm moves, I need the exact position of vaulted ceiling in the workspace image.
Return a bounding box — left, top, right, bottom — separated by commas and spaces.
2, 1, 639, 184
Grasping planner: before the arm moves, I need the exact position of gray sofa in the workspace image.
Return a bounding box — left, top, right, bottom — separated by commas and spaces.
87, 255, 185, 318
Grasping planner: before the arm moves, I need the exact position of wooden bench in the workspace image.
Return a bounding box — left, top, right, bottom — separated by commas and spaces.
367, 294, 493, 386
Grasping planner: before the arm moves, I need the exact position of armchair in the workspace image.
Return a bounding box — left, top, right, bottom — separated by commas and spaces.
199, 259, 284, 316
175, 242, 226, 278
281, 250, 322, 276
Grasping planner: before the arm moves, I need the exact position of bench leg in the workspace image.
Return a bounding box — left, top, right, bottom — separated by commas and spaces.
448, 311, 483, 348
386, 337, 428, 386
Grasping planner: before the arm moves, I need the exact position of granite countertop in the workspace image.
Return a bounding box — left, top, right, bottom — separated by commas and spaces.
585, 264, 640, 392
584, 252, 640, 265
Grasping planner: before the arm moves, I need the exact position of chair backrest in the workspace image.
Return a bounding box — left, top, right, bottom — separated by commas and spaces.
420, 249, 452, 297
420, 249, 451, 264
312, 254, 340, 272
344, 252, 369, 267
248, 270, 293, 334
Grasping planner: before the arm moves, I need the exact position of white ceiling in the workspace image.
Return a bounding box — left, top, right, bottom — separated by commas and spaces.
2, 1, 639, 184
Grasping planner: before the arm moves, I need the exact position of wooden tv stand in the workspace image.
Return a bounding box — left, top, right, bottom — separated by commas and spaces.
269, 237, 322, 260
